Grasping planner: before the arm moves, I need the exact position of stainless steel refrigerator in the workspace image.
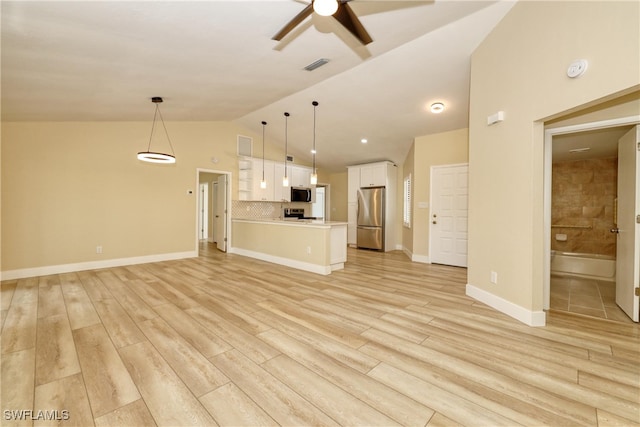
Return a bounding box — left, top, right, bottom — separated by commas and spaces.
357, 186, 385, 251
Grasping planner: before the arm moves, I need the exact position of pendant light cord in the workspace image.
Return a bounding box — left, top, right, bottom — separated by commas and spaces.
312, 101, 317, 175
146, 103, 176, 156
284, 112, 290, 178
261, 121, 267, 181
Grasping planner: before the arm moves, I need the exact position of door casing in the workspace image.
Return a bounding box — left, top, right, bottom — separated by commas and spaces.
543, 116, 640, 312
196, 168, 232, 253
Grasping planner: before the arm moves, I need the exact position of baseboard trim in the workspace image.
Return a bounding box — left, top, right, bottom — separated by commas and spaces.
402, 247, 413, 260
412, 254, 431, 264
229, 247, 331, 275
1, 251, 198, 281
466, 284, 546, 327
401, 247, 430, 264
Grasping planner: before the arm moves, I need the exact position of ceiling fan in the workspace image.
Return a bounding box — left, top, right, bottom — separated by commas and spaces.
273, 0, 373, 46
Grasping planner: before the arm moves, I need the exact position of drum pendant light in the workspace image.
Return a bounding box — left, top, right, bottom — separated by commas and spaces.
282, 112, 290, 187
260, 121, 267, 189
310, 101, 319, 186
137, 97, 176, 164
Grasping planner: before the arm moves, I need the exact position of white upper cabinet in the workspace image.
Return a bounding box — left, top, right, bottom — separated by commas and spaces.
251, 158, 275, 201
238, 157, 313, 202
359, 163, 386, 187
274, 163, 291, 202
291, 165, 311, 188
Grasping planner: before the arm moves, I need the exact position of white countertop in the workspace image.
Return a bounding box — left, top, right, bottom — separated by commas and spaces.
232, 218, 347, 227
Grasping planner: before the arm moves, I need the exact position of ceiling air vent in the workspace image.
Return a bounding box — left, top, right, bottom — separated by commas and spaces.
304, 58, 329, 71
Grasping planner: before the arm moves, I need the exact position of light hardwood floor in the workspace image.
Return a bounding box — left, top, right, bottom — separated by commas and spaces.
1, 245, 639, 426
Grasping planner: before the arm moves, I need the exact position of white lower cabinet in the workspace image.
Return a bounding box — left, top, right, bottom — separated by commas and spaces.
347, 202, 357, 245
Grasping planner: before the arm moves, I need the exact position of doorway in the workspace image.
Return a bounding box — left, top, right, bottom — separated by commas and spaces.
544, 117, 640, 322
312, 184, 329, 220
197, 169, 231, 253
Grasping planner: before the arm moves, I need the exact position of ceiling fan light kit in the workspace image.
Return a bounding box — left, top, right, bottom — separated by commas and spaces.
313, 0, 338, 16
273, 0, 373, 46
137, 97, 176, 164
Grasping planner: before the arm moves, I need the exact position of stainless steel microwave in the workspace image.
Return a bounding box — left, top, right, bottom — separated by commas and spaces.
291, 187, 313, 202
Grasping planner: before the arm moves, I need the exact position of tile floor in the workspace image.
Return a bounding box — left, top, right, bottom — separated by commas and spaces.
550, 274, 634, 323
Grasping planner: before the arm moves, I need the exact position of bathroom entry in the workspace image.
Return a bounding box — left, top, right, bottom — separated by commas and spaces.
548, 123, 639, 322
197, 170, 230, 253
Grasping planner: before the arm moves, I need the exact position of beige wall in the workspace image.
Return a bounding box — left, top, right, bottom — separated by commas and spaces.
0, 121, 293, 272
468, 1, 640, 311
328, 171, 348, 222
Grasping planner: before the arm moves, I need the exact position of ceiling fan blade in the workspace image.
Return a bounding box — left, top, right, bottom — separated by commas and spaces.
333, 1, 373, 45
273, 3, 313, 41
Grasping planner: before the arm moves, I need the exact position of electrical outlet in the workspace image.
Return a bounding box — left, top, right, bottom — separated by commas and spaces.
490, 271, 498, 284
96, 245, 103, 254
307, 246, 311, 254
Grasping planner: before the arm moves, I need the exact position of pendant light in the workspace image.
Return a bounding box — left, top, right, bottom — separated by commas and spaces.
310, 101, 319, 186
260, 121, 267, 189
137, 97, 176, 164
282, 112, 290, 187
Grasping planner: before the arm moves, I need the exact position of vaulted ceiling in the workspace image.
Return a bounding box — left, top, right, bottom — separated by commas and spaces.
1, 1, 516, 171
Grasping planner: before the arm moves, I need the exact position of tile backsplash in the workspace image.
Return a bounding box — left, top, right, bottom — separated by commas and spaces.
232, 200, 310, 219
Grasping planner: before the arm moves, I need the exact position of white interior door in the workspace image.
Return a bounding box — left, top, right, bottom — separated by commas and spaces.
198, 183, 208, 241
430, 164, 468, 267
216, 174, 228, 252
212, 182, 219, 244
615, 125, 639, 322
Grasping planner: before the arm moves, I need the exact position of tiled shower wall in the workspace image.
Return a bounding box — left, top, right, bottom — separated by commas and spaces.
551, 157, 617, 256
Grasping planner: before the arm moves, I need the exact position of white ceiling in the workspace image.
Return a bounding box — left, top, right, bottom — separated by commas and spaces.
552, 126, 632, 162
1, 0, 515, 172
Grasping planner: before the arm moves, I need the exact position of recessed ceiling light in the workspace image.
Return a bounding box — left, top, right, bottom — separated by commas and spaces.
430, 102, 445, 113
569, 147, 591, 153
361, 138, 368, 144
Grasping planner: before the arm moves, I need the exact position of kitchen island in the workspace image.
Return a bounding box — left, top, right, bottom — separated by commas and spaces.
231, 219, 348, 275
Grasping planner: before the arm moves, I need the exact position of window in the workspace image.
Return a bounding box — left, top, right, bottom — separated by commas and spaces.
403, 174, 411, 228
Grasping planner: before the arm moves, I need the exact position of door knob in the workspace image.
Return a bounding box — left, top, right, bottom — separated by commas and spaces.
610, 228, 620, 234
